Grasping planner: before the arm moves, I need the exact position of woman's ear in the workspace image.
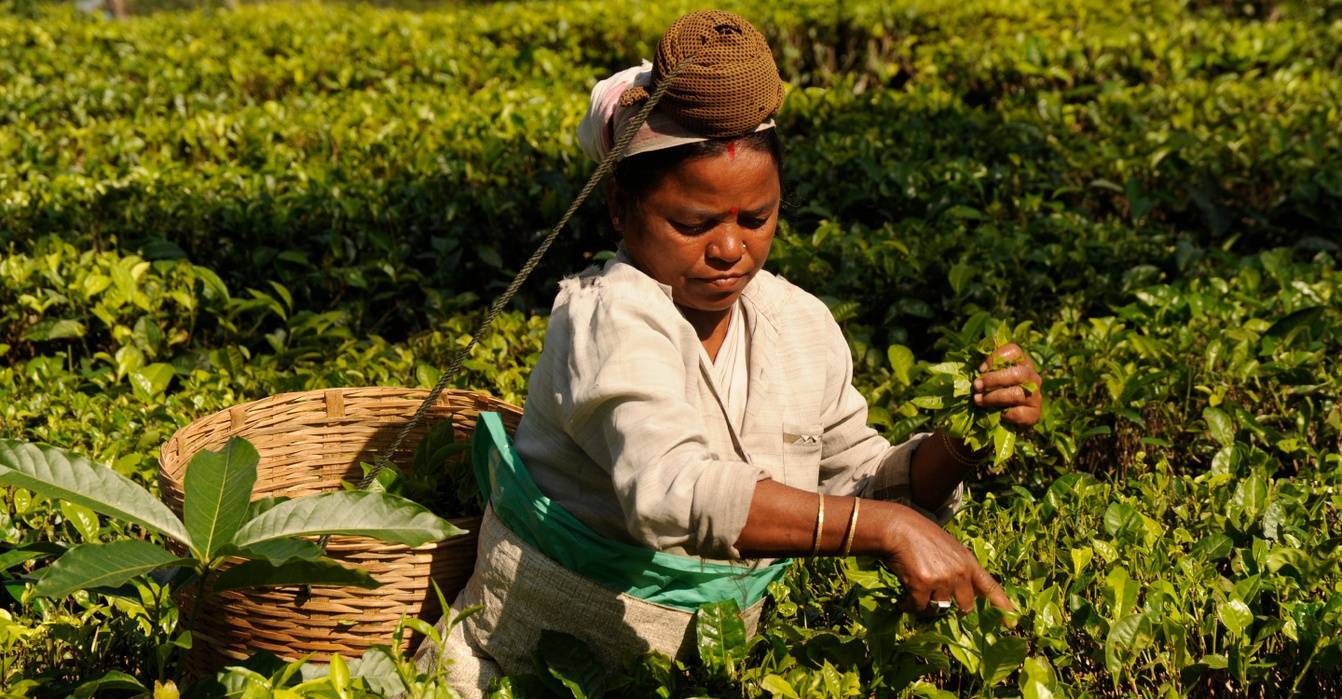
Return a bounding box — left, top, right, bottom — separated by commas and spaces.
605, 179, 626, 234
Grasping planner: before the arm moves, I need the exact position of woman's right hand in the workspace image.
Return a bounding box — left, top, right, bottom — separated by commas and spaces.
880, 504, 1014, 614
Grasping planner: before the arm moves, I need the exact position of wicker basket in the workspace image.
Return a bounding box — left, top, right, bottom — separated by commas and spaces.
158, 387, 522, 677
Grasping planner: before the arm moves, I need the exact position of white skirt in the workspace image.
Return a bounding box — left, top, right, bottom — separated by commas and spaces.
414, 507, 767, 698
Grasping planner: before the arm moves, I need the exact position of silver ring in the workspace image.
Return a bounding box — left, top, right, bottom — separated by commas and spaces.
933, 600, 953, 611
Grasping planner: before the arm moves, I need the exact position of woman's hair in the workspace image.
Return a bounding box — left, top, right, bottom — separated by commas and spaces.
611, 128, 783, 204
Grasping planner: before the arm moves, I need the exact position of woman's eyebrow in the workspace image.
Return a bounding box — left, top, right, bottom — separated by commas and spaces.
738, 202, 778, 218
668, 201, 779, 221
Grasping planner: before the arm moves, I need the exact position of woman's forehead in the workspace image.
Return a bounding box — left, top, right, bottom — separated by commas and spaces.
645, 148, 780, 212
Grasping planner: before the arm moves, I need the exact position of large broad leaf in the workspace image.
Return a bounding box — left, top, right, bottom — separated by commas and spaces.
696, 598, 748, 676
211, 558, 378, 593
35, 541, 194, 598
184, 438, 259, 559
0, 542, 64, 572
230, 491, 462, 549
219, 538, 323, 565
0, 441, 192, 547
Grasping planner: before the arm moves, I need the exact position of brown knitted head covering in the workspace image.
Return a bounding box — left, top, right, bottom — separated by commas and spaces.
618, 10, 784, 138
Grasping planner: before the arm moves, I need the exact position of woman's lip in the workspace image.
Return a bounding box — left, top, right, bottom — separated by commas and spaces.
699, 274, 748, 289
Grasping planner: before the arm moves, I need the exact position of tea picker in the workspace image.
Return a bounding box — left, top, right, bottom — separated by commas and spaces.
152, 39, 703, 675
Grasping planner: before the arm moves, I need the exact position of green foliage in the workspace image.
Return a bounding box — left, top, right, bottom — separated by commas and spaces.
905, 313, 1030, 471
696, 599, 751, 678
354, 421, 481, 518
2, 0, 1340, 695
0, 437, 460, 657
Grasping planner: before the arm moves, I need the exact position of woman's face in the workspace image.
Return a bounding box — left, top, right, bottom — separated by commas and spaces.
615, 144, 781, 314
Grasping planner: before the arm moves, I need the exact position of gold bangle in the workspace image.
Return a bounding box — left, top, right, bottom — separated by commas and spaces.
810, 493, 825, 556
840, 498, 861, 557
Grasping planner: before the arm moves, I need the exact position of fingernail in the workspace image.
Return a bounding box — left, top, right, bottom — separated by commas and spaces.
973, 379, 983, 390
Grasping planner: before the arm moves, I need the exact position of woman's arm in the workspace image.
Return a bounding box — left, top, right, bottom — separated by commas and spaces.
910, 342, 1045, 510
908, 431, 978, 511
734, 479, 1013, 613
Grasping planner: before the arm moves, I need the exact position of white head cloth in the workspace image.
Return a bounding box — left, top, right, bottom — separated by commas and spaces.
576, 61, 775, 163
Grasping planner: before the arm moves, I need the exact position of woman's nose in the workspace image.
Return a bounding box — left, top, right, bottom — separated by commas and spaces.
706, 228, 745, 264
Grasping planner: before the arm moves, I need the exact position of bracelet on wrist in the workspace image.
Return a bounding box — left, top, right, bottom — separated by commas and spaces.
810, 493, 825, 556
938, 430, 989, 468
840, 498, 861, 557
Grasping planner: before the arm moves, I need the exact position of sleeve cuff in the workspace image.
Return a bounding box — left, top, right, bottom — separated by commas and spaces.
868, 433, 965, 525
687, 462, 771, 561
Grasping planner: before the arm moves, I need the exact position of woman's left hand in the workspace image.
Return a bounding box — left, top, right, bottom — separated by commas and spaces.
972, 343, 1044, 427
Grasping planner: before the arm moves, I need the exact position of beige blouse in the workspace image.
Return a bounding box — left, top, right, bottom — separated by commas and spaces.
513, 249, 962, 561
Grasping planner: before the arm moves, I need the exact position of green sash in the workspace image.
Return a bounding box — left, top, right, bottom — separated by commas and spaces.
472, 412, 788, 612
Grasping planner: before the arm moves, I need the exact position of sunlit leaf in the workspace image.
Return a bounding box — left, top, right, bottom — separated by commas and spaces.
184, 437, 259, 559
35, 541, 193, 598
231, 491, 462, 549
211, 558, 377, 592
0, 441, 192, 547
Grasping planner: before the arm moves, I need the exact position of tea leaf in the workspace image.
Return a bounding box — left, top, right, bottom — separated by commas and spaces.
696, 599, 748, 676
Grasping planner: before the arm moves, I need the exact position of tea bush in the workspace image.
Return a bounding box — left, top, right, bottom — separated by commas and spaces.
2, 0, 1338, 337
2, 0, 1340, 696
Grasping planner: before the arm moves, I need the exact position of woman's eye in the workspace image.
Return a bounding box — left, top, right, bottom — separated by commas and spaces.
740, 217, 768, 229
672, 221, 714, 235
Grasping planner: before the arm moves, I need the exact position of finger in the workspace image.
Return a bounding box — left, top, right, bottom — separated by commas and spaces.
926, 588, 952, 614
972, 567, 1015, 612
978, 343, 1024, 372
974, 364, 1038, 392
974, 386, 1027, 408
907, 584, 932, 613
953, 580, 976, 613
1004, 405, 1040, 426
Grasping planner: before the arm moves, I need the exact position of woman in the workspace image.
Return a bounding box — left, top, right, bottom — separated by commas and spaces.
419, 10, 1044, 695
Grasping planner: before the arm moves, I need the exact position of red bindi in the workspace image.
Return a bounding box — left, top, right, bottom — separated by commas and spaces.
727, 140, 736, 160
730, 206, 739, 216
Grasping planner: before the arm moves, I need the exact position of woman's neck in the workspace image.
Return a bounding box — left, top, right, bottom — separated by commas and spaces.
678, 303, 734, 361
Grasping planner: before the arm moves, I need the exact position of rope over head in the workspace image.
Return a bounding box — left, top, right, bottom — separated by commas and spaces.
618, 9, 784, 139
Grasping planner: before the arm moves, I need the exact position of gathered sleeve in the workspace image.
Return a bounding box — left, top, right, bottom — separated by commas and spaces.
814, 315, 963, 524
557, 287, 769, 561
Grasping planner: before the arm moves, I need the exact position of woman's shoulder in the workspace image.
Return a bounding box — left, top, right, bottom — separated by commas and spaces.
553, 256, 676, 315
545, 256, 689, 348
741, 269, 838, 333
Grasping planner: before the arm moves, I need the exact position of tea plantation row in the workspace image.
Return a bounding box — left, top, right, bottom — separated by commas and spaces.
2, 0, 1341, 696
2, 0, 1339, 340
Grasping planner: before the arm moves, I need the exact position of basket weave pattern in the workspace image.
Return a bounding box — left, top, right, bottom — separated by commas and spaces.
158, 387, 522, 676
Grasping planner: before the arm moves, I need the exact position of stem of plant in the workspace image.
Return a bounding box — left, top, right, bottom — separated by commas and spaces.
187, 563, 214, 638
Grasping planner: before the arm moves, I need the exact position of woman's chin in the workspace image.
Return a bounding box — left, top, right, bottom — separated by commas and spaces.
675, 289, 741, 314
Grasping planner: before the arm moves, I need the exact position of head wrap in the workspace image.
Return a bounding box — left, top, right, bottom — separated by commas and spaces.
576, 10, 784, 163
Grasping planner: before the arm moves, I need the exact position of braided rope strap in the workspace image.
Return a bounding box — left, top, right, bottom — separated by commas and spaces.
349, 52, 706, 500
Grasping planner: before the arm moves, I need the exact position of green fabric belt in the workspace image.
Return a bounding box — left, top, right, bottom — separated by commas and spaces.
472, 412, 788, 612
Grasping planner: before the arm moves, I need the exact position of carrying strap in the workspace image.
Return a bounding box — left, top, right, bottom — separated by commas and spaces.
357, 52, 706, 490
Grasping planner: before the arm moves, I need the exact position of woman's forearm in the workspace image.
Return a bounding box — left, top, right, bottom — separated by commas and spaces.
733, 477, 1014, 613
908, 431, 981, 512
734, 479, 906, 558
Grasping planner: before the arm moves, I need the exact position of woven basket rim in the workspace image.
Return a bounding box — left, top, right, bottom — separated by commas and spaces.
158, 385, 520, 495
